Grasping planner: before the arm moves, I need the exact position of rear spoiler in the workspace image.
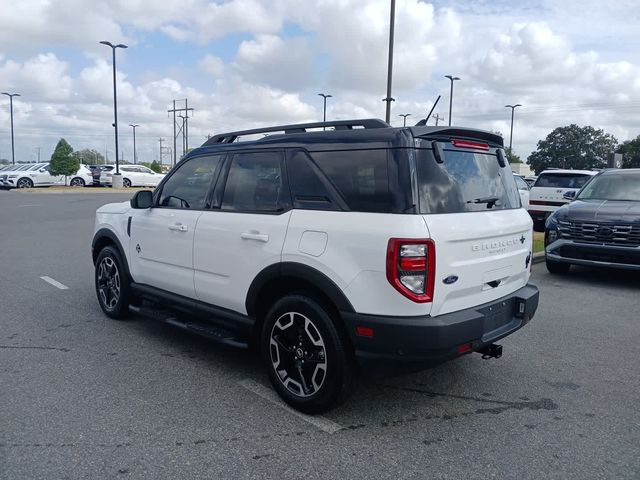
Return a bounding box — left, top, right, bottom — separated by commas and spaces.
410, 126, 504, 148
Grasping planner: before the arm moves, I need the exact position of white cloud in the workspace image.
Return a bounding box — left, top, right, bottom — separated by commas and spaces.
199, 54, 225, 78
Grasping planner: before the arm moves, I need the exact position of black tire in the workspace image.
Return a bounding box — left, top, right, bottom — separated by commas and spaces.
70, 177, 85, 187
95, 245, 131, 319
546, 258, 571, 274
123, 178, 132, 188
261, 294, 355, 414
17, 177, 33, 189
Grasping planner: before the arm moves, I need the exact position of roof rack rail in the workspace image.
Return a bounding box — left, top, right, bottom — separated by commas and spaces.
203, 118, 390, 145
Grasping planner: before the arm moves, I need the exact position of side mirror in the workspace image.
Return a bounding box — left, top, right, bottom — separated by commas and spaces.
563, 191, 576, 200
496, 148, 507, 168
130, 190, 153, 209
39, 168, 47, 173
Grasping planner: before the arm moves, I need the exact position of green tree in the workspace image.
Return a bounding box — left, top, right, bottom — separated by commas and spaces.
506, 148, 522, 164
49, 138, 80, 184
617, 135, 640, 168
72, 148, 105, 165
527, 124, 617, 174
139, 161, 162, 173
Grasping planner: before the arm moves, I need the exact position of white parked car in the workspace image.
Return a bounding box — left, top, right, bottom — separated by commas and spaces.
0, 163, 93, 188
99, 165, 165, 187
513, 174, 530, 210
529, 169, 598, 230
92, 119, 539, 413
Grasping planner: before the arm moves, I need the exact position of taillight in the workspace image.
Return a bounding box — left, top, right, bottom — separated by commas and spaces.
386, 238, 435, 303
451, 139, 490, 150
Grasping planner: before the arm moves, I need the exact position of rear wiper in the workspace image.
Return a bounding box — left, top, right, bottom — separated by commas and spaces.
467, 196, 500, 208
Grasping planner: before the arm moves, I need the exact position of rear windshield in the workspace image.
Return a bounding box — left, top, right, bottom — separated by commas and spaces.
416, 148, 520, 214
534, 173, 592, 189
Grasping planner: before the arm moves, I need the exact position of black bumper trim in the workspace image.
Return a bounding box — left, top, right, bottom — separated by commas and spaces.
341, 283, 539, 373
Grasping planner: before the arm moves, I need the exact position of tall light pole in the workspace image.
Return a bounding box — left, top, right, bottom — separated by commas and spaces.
383, 0, 396, 124
398, 113, 411, 127
317, 93, 332, 123
444, 75, 460, 126
504, 104, 522, 152
129, 124, 139, 164
2, 92, 20, 165
100, 40, 127, 181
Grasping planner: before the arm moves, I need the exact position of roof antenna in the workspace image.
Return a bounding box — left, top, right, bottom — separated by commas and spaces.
415, 95, 441, 126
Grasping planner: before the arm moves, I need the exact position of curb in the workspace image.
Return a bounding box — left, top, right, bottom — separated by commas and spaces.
532, 251, 545, 264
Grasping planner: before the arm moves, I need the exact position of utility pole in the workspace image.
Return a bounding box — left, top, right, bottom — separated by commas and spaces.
168, 99, 194, 166
432, 113, 444, 126
178, 114, 188, 156
383, 0, 396, 124
129, 124, 139, 164
159, 137, 164, 165
37, 147, 41, 162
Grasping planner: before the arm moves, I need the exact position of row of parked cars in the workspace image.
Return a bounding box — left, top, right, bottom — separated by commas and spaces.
0, 163, 165, 189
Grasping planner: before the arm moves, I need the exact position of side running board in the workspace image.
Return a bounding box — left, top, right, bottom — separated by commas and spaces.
129, 305, 248, 349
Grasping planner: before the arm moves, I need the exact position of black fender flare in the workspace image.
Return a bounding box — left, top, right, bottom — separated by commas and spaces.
245, 262, 355, 317
91, 228, 132, 279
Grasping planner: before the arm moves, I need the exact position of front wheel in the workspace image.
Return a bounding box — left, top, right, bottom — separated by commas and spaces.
95, 246, 131, 319
123, 178, 132, 188
261, 295, 354, 414
17, 178, 34, 189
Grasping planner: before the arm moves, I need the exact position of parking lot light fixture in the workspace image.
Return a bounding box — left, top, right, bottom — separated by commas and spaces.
504, 104, 522, 152
444, 75, 460, 126
318, 93, 332, 124
2, 92, 20, 165
398, 113, 411, 127
100, 41, 128, 176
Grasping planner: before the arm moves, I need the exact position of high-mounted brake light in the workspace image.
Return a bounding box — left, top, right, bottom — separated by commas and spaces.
451, 139, 490, 150
386, 238, 435, 303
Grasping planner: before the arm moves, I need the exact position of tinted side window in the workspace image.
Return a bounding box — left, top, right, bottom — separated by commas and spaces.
158, 155, 222, 209
312, 149, 394, 213
221, 151, 286, 212
287, 151, 339, 211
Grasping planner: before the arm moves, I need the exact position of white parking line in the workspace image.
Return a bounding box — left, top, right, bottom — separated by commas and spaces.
18, 204, 41, 207
238, 378, 343, 434
40, 276, 69, 290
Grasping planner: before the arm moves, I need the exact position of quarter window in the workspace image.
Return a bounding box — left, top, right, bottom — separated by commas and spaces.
221, 152, 286, 212
158, 155, 222, 209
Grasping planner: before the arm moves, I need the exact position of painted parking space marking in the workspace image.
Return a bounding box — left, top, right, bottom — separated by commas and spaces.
18, 204, 42, 207
238, 378, 343, 434
40, 276, 69, 290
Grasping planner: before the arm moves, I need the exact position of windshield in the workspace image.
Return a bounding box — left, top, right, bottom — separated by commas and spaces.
417, 148, 520, 213
577, 172, 640, 201
534, 172, 592, 189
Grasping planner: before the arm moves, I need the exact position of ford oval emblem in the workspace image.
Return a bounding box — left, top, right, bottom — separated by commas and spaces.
443, 275, 459, 285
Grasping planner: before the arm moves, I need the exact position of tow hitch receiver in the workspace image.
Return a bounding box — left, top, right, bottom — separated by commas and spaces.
478, 344, 502, 359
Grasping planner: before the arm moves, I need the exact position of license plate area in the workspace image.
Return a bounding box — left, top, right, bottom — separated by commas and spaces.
479, 298, 514, 334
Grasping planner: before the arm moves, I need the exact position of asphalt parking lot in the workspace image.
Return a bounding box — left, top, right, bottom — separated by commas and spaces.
1, 189, 639, 480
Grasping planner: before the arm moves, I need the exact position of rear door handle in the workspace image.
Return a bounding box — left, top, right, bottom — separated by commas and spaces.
168, 223, 188, 232
241, 232, 269, 242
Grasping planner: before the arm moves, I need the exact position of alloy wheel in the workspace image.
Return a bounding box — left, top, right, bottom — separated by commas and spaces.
97, 256, 121, 310
269, 312, 327, 398
18, 178, 32, 189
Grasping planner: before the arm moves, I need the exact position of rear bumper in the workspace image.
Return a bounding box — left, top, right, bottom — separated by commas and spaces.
342, 284, 539, 374
546, 239, 640, 270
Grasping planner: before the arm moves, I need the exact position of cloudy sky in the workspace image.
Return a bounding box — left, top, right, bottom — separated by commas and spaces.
1, 0, 640, 165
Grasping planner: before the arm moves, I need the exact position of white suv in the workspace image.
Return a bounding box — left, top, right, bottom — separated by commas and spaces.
99, 164, 165, 187
529, 169, 597, 230
92, 119, 539, 412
